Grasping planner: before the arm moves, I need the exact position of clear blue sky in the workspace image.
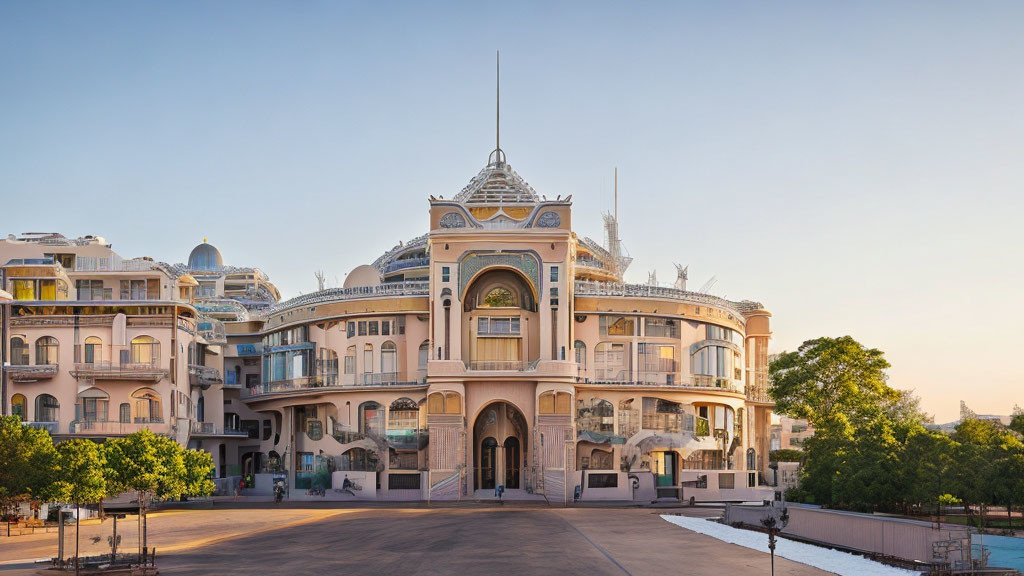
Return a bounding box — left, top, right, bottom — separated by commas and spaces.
2, 1, 1022, 422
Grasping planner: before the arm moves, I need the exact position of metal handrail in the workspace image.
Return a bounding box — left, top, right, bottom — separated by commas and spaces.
573, 280, 762, 316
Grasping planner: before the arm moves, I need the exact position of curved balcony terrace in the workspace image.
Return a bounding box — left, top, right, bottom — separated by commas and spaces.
573, 281, 763, 318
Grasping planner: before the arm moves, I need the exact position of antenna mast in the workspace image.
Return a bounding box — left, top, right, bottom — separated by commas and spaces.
496, 50, 500, 156
614, 166, 618, 224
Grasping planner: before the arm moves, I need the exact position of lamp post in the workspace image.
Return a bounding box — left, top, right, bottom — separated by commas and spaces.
760, 501, 790, 576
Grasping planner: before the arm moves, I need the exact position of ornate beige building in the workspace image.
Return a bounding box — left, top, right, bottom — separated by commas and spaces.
1, 146, 774, 503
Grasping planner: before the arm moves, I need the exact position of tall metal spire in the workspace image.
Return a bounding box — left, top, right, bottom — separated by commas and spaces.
489, 50, 506, 166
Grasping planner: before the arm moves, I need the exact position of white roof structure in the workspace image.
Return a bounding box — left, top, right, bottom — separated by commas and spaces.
453, 154, 539, 205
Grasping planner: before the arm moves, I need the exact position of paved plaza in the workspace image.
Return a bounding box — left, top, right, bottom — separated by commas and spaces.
0, 505, 827, 575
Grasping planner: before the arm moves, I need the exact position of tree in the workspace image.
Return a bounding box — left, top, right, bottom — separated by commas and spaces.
53, 440, 106, 572
0, 416, 58, 517
181, 449, 215, 499
101, 431, 215, 557
770, 336, 899, 438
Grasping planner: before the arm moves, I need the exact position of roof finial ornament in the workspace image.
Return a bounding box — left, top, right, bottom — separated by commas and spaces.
488, 50, 506, 167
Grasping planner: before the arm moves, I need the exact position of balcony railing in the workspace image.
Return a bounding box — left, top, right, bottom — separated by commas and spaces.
363, 372, 399, 386
70, 345, 166, 381
190, 421, 248, 436
70, 420, 166, 435
380, 257, 430, 274
464, 360, 538, 372
188, 364, 223, 389
268, 281, 429, 316
574, 281, 762, 317
74, 256, 157, 272
580, 374, 744, 393
6, 364, 59, 381
250, 376, 322, 396
26, 421, 59, 434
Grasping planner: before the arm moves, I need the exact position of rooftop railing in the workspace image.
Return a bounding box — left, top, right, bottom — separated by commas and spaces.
190, 421, 247, 436
269, 281, 429, 315
70, 420, 166, 435
74, 256, 157, 272
380, 257, 430, 274
573, 281, 762, 316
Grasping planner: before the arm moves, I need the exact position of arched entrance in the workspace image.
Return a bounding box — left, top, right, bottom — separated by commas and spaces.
473, 401, 527, 491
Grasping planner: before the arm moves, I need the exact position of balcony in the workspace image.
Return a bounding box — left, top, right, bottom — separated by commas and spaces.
464, 360, 538, 372
380, 257, 430, 275
71, 361, 167, 382
26, 421, 59, 434
70, 345, 167, 381
189, 364, 223, 389
581, 374, 743, 394
6, 364, 59, 382
190, 421, 248, 437
69, 420, 166, 435
249, 376, 323, 396
197, 317, 227, 345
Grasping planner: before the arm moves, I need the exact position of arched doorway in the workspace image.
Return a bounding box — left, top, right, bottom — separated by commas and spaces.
473, 401, 527, 491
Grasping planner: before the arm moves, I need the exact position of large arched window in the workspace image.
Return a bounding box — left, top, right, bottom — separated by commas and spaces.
417, 341, 429, 371
78, 388, 109, 422
130, 335, 159, 366
131, 388, 163, 423
574, 340, 586, 371
11, 394, 27, 421
381, 341, 397, 375
10, 337, 29, 366
358, 401, 383, 436
539, 391, 571, 415
83, 336, 102, 364
481, 287, 515, 308
338, 447, 378, 472
35, 337, 59, 365
388, 398, 419, 430
34, 394, 59, 422
427, 391, 462, 415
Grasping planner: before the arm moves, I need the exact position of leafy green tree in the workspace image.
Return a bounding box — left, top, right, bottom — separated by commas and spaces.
0, 416, 58, 516
899, 428, 957, 515
770, 336, 899, 437
1009, 412, 1024, 437
53, 440, 106, 569
181, 449, 215, 498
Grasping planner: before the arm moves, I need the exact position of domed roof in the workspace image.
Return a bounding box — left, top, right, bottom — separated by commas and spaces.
344, 265, 382, 289
188, 242, 223, 271
177, 273, 199, 286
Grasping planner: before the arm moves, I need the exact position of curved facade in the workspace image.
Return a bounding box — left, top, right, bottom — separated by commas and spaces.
0, 152, 774, 503
230, 151, 775, 502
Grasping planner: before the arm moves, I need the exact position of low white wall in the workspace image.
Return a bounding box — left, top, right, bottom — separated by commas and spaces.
573, 471, 632, 501
331, 471, 377, 499
680, 470, 774, 503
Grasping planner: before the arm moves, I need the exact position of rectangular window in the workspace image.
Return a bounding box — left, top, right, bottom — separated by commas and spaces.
587, 473, 618, 488
397, 316, 405, 335
550, 287, 558, 307
441, 266, 450, 282
707, 325, 733, 342
347, 322, 355, 338
368, 321, 379, 336
297, 452, 314, 472
644, 318, 678, 338
11, 280, 34, 300
77, 280, 105, 300
344, 355, 356, 374
38, 280, 57, 300
381, 320, 390, 336
600, 316, 635, 336
550, 267, 558, 282
719, 473, 735, 490
358, 321, 367, 336
477, 316, 521, 335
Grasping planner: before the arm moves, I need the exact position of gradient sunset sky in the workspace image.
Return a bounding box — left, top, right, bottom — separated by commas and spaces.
2, 1, 1021, 422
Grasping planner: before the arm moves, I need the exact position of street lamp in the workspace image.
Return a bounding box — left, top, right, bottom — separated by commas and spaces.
760, 500, 790, 576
